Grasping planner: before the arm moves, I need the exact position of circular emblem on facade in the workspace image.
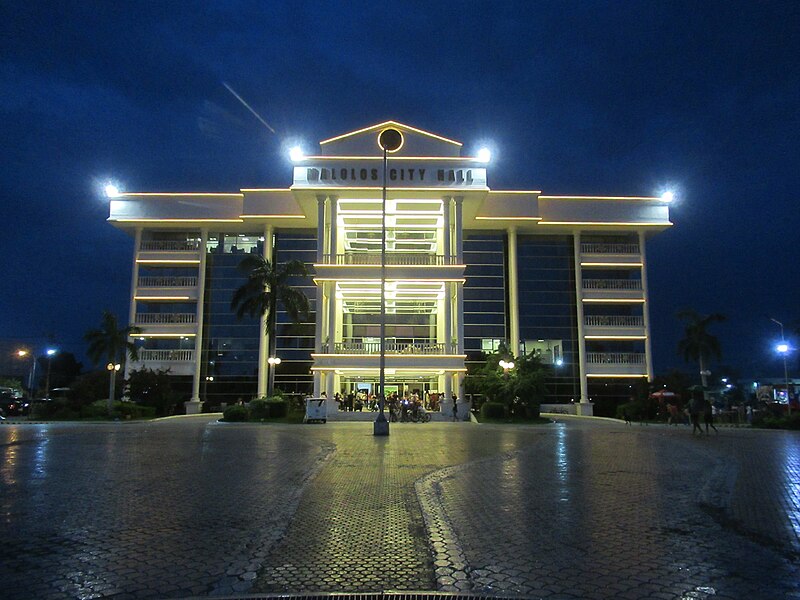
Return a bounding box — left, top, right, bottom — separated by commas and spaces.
378, 128, 404, 153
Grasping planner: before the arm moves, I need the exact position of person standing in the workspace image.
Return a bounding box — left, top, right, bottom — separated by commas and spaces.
703, 397, 719, 435
452, 393, 458, 421
689, 390, 704, 435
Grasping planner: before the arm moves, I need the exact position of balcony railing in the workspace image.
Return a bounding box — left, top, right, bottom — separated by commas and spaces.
587, 353, 646, 365
585, 316, 644, 327
135, 313, 196, 325
580, 243, 640, 254
325, 339, 448, 354
322, 253, 457, 266
582, 279, 642, 290
140, 240, 200, 252
137, 349, 194, 362
138, 276, 198, 287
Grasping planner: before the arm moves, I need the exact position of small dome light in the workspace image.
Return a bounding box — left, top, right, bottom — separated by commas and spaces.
289, 146, 305, 162
476, 147, 491, 163
105, 184, 121, 198
661, 190, 674, 202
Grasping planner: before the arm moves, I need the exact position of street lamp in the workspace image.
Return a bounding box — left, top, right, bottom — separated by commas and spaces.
770, 318, 792, 415
374, 127, 403, 437
44, 348, 57, 399
15, 349, 36, 394
499, 359, 515, 378
106, 362, 121, 413
267, 356, 281, 398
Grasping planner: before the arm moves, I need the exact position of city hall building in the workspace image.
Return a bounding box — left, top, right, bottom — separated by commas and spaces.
108, 121, 672, 415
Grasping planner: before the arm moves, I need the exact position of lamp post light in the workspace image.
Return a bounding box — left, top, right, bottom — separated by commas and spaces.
499, 359, 515, 379
770, 318, 792, 415
44, 348, 57, 399
106, 362, 121, 414
16, 349, 36, 395
267, 356, 281, 398
374, 128, 403, 437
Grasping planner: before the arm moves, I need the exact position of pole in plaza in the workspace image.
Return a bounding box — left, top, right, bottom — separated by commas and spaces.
267, 356, 281, 398
374, 128, 403, 437
106, 362, 121, 414
43, 348, 57, 399
770, 318, 792, 415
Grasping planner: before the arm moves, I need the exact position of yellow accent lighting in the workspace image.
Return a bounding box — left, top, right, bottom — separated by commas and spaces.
320, 121, 462, 146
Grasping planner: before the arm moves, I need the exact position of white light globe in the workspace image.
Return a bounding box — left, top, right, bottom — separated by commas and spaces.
476, 147, 491, 163
289, 146, 305, 162
661, 190, 674, 202
777, 343, 789, 353
105, 184, 121, 198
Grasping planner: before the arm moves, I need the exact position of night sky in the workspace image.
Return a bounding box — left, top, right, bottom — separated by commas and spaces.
1, 1, 798, 380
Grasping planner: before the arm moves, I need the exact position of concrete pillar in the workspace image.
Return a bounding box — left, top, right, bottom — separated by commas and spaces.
454, 197, 464, 262
329, 195, 338, 258
187, 229, 208, 412
444, 282, 452, 353
572, 232, 589, 404
442, 196, 451, 260
313, 371, 321, 397
314, 195, 325, 355
639, 231, 654, 382
257, 225, 274, 398
125, 228, 142, 381
507, 228, 520, 356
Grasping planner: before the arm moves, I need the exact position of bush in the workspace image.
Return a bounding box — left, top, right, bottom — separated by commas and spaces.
30, 399, 78, 420
79, 400, 156, 420
481, 402, 507, 419
249, 399, 270, 420
616, 402, 644, 421
223, 404, 249, 422
266, 398, 288, 418
755, 412, 800, 430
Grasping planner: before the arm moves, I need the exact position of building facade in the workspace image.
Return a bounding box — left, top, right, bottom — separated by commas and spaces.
108, 121, 672, 415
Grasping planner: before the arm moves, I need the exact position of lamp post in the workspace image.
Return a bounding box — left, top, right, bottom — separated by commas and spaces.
499, 359, 515, 379
771, 318, 792, 415
16, 350, 36, 395
44, 348, 57, 399
374, 128, 403, 437
106, 362, 121, 413
267, 356, 281, 398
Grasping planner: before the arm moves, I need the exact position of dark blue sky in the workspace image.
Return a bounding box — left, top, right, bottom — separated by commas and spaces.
1, 1, 798, 379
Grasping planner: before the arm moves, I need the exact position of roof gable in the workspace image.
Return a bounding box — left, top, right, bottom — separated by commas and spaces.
318, 121, 462, 158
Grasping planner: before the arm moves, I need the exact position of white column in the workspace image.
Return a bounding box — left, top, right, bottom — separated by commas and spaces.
329, 195, 338, 258
507, 228, 520, 356
328, 281, 336, 350
454, 197, 465, 354
454, 197, 464, 262
257, 225, 274, 397
442, 196, 451, 260
313, 195, 326, 399
443, 282, 452, 353
125, 228, 142, 381
572, 232, 589, 404
188, 229, 208, 411
639, 231, 654, 382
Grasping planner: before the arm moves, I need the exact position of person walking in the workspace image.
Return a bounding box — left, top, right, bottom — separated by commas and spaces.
703, 397, 719, 435
452, 393, 459, 422
689, 390, 704, 435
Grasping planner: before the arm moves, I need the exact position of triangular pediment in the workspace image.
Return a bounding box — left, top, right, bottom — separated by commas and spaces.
318, 121, 462, 158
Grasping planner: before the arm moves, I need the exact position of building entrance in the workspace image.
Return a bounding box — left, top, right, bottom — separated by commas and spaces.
337, 376, 444, 412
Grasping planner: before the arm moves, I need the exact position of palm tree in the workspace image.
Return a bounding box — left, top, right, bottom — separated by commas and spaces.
84, 311, 141, 413
231, 255, 309, 397
677, 309, 725, 387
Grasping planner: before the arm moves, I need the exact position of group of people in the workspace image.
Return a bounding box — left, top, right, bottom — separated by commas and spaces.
332, 389, 461, 421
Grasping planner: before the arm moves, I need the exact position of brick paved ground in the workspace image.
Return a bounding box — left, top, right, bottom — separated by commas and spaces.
1, 416, 798, 599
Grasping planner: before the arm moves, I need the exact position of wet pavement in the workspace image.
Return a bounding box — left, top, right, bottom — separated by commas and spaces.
0, 415, 798, 599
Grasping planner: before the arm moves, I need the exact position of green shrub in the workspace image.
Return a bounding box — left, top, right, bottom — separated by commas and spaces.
223, 404, 249, 422
266, 398, 288, 418
525, 403, 541, 419
30, 399, 77, 420
481, 402, 507, 419
249, 399, 270, 420
616, 402, 644, 421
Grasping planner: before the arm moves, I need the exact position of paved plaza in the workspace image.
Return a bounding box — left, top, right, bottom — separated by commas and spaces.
0, 415, 798, 599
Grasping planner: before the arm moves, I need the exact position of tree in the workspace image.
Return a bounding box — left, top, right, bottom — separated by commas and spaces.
472, 343, 548, 416
677, 309, 725, 387
84, 310, 141, 413
126, 367, 179, 417
231, 255, 309, 396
